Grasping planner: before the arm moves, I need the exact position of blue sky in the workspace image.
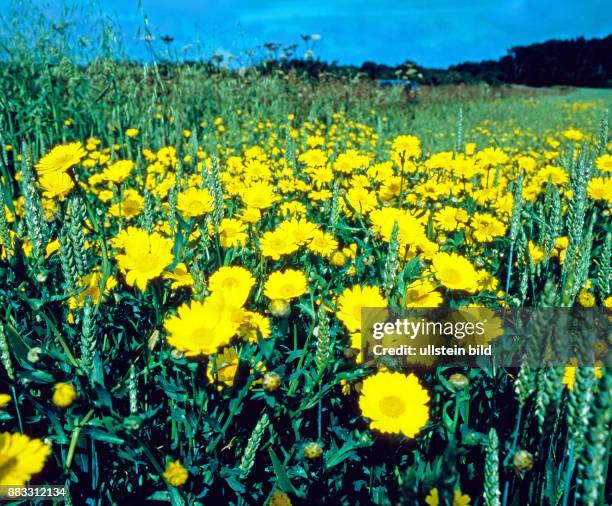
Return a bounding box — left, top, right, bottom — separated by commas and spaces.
7, 0, 612, 67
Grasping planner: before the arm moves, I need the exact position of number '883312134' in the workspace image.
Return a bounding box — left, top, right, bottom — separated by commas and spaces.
0, 486, 66, 501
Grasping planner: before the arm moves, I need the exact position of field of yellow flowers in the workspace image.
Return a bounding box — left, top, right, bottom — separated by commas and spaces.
0, 55, 611, 506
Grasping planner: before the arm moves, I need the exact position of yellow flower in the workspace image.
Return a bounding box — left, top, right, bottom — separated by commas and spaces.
577, 288, 595, 307
333, 150, 370, 173
35, 142, 85, 175
103, 160, 135, 184
470, 213, 506, 242
109, 189, 144, 219
562, 364, 603, 390
126, 128, 139, 138
0, 394, 11, 409
595, 153, 612, 173
330, 251, 347, 267
528, 241, 545, 265
336, 285, 387, 333
242, 183, 278, 209
115, 228, 174, 291
298, 148, 328, 167
238, 311, 271, 343
218, 218, 248, 248
434, 207, 469, 232
405, 279, 443, 308
109, 189, 144, 216
359, 371, 429, 437
587, 177, 612, 202
259, 229, 299, 260
68, 270, 117, 309
53, 382, 77, 408
163, 263, 194, 290
269, 490, 292, 506
307, 230, 337, 257
537, 165, 569, 186
0, 432, 51, 486
177, 187, 214, 218
45, 239, 60, 258
240, 206, 261, 224
38, 171, 75, 200
425, 488, 471, 506
208, 266, 255, 306
163, 460, 188, 487
206, 346, 239, 387
563, 128, 584, 141
391, 134, 421, 159
476, 147, 509, 167
345, 186, 377, 215
431, 252, 479, 293
164, 295, 240, 356
264, 269, 308, 301
279, 218, 317, 245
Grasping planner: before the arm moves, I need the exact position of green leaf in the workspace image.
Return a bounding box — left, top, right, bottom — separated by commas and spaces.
85, 428, 125, 445
268, 448, 301, 497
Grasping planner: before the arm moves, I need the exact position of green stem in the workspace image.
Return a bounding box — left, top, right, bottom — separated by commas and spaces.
65, 409, 95, 470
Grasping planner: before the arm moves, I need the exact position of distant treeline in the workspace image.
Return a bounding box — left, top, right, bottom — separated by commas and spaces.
256, 35, 612, 88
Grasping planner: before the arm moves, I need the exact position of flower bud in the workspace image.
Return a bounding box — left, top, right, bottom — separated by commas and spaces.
171, 349, 184, 360
448, 373, 469, 390
462, 429, 480, 446
343, 347, 360, 360
269, 299, 290, 317
330, 251, 347, 267
263, 371, 282, 392
53, 382, 77, 408
303, 441, 323, 460
512, 449, 534, 472
27, 347, 42, 363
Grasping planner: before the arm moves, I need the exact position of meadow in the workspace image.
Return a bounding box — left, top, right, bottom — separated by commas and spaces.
0, 17, 611, 505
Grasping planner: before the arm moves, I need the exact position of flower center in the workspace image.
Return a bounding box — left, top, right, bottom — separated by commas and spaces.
442, 268, 462, 285
378, 395, 406, 418
188, 200, 206, 215
281, 284, 296, 296
222, 278, 239, 290
138, 253, 159, 272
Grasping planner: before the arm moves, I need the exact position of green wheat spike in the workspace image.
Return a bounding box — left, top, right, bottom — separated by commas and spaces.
543, 186, 561, 260
595, 232, 610, 300
573, 213, 595, 295
314, 304, 332, 379
59, 223, 80, 296
566, 366, 596, 456
0, 320, 14, 380
455, 106, 463, 153
128, 363, 139, 415
595, 110, 609, 158
0, 200, 12, 260
68, 195, 89, 277
238, 412, 270, 479
515, 365, 537, 405
577, 368, 611, 506
79, 296, 96, 374
20, 145, 47, 265
207, 157, 225, 228
330, 180, 340, 226
167, 182, 178, 235
561, 151, 591, 304
484, 428, 501, 506
382, 221, 400, 298
141, 189, 155, 233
